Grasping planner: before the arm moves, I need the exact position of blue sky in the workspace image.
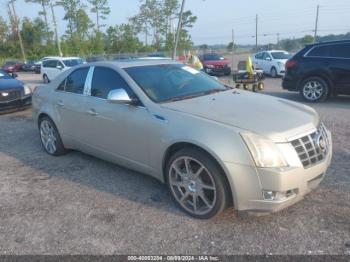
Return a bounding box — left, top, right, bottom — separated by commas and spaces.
1, 0, 350, 45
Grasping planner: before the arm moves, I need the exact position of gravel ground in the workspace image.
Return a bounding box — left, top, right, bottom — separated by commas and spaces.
0, 72, 349, 255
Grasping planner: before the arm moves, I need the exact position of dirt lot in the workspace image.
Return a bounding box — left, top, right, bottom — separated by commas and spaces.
0, 72, 349, 255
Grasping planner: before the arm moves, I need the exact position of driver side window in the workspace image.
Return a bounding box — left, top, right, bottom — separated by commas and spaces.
90, 67, 134, 99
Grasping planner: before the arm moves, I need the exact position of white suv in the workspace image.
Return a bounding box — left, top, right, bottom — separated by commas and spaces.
252, 50, 291, 78
41, 57, 84, 83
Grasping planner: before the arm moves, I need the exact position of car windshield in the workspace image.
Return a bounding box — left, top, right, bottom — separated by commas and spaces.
0, 70, 12, 79
62, 59, 83, 67
125, 64, 227, 103
5, 61, 16, 65
270, 52, 291, 59
204, 54, 225, 61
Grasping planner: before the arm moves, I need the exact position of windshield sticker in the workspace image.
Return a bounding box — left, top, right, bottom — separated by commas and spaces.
0, 73, 4, 77
182, 66, 199, 75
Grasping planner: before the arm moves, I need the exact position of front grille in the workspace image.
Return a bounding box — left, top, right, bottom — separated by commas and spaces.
291, 124, 330, 168
0, 90, 21, 102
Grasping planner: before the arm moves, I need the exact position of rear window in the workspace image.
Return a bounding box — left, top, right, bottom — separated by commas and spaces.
329, 43, 350, 58
307, 45, 330, 57
62, 59, 83, 67
270, 52, 291, 59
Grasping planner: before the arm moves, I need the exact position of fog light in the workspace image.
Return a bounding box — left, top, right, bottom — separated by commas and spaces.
263, 190, 296, 201
263, 190, 275, 200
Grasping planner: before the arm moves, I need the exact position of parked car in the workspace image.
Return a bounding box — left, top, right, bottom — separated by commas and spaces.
32, 60, 332, 219
199, 53, 231, 75
41, 57, 84, 83
252, 50, 291, 78
22, 60, 36, 72
34, 56, 61, 74
0, 69, 32, 111
283, 40, 350, 102
2, 60, 23, 73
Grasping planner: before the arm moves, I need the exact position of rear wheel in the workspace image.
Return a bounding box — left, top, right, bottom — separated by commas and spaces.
39, 116, 66, 156
166, 148, 229, 219
300, 77, 329, 102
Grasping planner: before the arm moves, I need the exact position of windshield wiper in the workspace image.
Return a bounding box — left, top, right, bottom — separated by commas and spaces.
164, 89, 225, 103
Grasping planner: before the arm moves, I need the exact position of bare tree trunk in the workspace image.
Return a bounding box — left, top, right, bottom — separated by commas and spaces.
96, 8, 99, 31
9, 1, 26, 62
50, 1, 62, 56
41, 0, 50, 41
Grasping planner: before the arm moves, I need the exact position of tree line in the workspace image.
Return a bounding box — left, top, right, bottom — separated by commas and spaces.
0, 0, 197, 61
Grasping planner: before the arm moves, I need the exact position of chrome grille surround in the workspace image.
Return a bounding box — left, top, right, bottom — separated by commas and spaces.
290, 123, 330, 169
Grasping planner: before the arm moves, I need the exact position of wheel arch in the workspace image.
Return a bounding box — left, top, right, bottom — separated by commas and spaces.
162, 141, 235, 207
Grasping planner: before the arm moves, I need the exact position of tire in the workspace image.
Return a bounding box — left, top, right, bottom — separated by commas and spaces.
252, 84, 258, 92
243, 84, 248, 90
270, 67, 278, 78
166, 148, 230, 219
300, 77, 329, 103
258, 82, 264, 91
39, 116, 66, 156
43, 74, 50, 83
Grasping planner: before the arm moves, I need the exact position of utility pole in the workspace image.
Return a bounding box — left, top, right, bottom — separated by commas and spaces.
50, 1, 62, 56
255, 14, 258, 50
277, 33, 280, 46
231, 29, 235, 70
9, 0, 26, 62
172, 0, 185, 60
314, 5, 320, 43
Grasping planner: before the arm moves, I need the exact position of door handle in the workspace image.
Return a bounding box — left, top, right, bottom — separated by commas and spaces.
56, 100, 64, 107
87, 109, 99, 116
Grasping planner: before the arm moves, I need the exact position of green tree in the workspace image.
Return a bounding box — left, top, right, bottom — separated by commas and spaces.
0, 17, 8, 43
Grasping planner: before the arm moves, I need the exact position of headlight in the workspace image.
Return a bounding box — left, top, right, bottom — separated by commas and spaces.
241, 132, 288, 168
206, 64, 215, 69
24, 85, 32, 95
278, 62, 284, 68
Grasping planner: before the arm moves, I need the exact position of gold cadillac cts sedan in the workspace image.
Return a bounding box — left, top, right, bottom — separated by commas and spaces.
32, 60, 332, 219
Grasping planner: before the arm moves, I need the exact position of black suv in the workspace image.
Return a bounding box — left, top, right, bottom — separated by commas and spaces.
282, 40, 350, 102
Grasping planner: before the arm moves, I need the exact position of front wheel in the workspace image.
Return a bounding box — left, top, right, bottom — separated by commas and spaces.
166, 148, 229, 219
300, 77, 329, 102
39, 117, 66, 156
270, 67, 278, 78
43, 74, 50, 83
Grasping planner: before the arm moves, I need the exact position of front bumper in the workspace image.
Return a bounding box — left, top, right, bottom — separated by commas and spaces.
205, 66, 231, 75
224, 133, 332, 213
0, 95, 32, 112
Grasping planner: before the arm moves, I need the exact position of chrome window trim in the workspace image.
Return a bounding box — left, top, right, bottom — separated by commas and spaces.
304, 42, 350, 59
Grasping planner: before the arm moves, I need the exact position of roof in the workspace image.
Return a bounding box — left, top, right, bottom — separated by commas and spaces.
307, 39, 350, 46
88, 58, 181, 68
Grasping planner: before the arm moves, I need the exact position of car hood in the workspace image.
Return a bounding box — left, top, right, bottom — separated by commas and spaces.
161, 90, 319, 142
203, 60, 230, 66
0, 79, 24, 90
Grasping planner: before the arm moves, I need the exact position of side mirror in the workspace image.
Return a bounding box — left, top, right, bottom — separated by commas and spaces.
56, 65, 63, 70
107, 89, 135, 104
265, 57, 272, 61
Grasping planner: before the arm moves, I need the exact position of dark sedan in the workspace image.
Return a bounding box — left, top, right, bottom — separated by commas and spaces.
22, 60, 36, 72
0, 70, 32, 111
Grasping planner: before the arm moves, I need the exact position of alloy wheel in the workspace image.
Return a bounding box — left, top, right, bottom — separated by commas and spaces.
168, 156, 216, 216
303, 81, 324, 101
40, 120, 57, 154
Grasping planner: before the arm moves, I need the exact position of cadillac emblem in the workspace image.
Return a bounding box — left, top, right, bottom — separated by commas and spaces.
1, 92, 9, 97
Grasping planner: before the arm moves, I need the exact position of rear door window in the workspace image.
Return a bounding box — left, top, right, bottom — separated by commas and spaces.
64, 67, 89, 94
255, 53, 263, 59
329, 43, 350, 59
307, 45, 330, 57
